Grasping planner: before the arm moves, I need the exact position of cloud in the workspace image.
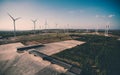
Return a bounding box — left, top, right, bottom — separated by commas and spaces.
96, 15, 106, 18
96, 14, 115, 18
96, 15, 99, 18
108, 14, 115, 18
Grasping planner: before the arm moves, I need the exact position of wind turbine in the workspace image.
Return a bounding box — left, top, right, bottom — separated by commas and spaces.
55, 23, 59, 37
44, 19, 48, 33
67, 24, 69, 33
86, 24, 89, 33
8, 13, 21, 37
31, 19, 37, 34
56, 24, 58, 29
95, 24, 99, 34
105, 22, 110, 36
55, 23, 58, 32
39, 25, 42, 34
86, 28, 88, 32
39, 25, 41, 30
64, 25, 66, 33
44, 19, 48, 30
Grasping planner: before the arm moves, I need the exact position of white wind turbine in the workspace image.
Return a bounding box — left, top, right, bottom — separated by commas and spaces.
8, 13, 21, 37
105, 22, 110, 36
44, 19, 48, 30
55, 23, 59, 37
56, 23, 58, 29
44, 19, 48, 33
67, 24, 69, 33
39, 25, 42, 34
95, 24, 99, 34
104, 15, 114, 36
86, 28, 89, 32
39, 25, 41, 30
55, 23, 58, 32
86, 24, 89, 32
31, 19, 37, 34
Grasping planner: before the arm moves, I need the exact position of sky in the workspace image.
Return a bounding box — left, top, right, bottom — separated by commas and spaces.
0, 0, 120, 30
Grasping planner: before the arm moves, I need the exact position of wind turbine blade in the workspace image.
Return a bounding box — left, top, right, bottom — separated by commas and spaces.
7, 13, 14, 20
15, 17, 21, 20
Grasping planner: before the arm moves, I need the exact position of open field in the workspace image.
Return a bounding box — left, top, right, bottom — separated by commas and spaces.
0, 32, 72, 45
0, 30, 120, 75
0, 29, 120, 45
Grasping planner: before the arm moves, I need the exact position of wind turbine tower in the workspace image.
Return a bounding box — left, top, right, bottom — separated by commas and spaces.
44, 19, 48, 30
86, 24, 89, 33
31, 19, 37, 34
55, 23, 59, 37
95, 25, 99, 34
67, 24, 69, 33
8, 13, 21, 37
56, 24, 58, 29
105, 22, 110, 36
44, 19, 48, 33
86, 28, 89, 32
55, 23, 58, 33
39, 25, 41, 34
39, 25, 41, 30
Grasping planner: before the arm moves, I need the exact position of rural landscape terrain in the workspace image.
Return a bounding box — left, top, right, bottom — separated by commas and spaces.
0, 29, 120, 75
